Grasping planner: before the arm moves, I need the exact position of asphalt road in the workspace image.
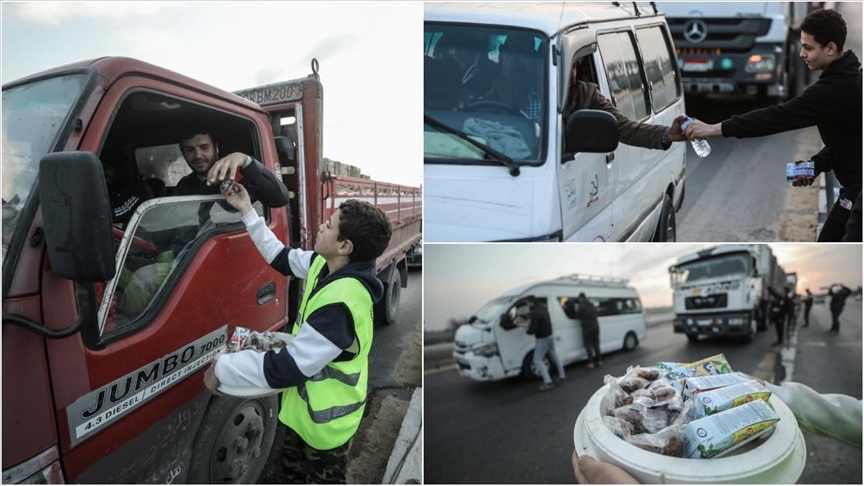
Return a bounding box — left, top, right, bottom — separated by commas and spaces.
257, 268, 422, 483
423, 304, 861, 484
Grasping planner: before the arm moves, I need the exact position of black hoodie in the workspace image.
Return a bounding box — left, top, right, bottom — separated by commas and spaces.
721, 51, 862, 193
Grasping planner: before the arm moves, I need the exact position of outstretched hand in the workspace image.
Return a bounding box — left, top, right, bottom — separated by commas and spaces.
791, 161, 817, 187
683, 118, 722, 140
207, 152, 248, 186
572, 450, 639, 484
221, 180, 254, 216
666, 115, 690, 143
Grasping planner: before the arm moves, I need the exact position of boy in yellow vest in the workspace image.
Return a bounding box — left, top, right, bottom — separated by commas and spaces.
204, 182, 392, 483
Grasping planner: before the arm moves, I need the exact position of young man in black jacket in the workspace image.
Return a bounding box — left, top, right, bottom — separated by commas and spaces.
515, 295, 566, 392
684, 9, 862, 241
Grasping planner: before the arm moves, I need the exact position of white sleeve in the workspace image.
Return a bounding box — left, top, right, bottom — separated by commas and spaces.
214, 350, 271, 389
241, 210, 284, 264
766, 381, 862, 448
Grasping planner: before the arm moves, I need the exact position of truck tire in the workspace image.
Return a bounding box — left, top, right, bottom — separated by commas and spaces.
686, 333, 699, 343
744, 319, 757, 343
187, 394, 279, 484
521, 350, 549, 381
652, 194, 676, 242
623, 332, 638, 351
375, 265, 404, 325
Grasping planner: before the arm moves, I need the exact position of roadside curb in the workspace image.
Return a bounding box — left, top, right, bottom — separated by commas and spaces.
382, 387, 422, 484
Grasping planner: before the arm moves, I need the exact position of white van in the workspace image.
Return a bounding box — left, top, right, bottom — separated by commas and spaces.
424, 2, 686, 242
452, 274, 647, 381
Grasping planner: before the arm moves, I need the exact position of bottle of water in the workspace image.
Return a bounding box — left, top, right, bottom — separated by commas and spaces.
680, 118, 712, 158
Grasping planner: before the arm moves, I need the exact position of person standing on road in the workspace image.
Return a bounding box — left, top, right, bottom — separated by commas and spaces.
515, 295, 566, 391
575, 293, 602, 369
204, 183, 392, 484
683, 8, 862, 242
802, 288, 814, 327
828, 283, 853, 333
769, 287, 790, 346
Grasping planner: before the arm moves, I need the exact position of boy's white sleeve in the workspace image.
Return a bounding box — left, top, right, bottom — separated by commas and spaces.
766, 381, 862, 448
241, 209, 314, 278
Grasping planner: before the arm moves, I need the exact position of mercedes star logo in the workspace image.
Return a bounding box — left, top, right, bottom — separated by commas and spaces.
684, 19, 708, 43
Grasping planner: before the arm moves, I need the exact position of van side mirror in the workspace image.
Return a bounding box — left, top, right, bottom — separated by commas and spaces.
499, 312, 516, 330
39, 151, 115, 282
564, 109, 619, 157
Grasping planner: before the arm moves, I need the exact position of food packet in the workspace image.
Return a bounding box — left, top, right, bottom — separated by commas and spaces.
247, 331, 289, 352
625, 424, 687, 457
227, 326, 252, 352
681, 400, 780, 459
603, 374, 634, 413
656, 361, 688, 373
613, 402, 668, 434
664, 354, 733, 381
603, 416, 636, 439
682, 372, 755, 400
692, 380, 772, 418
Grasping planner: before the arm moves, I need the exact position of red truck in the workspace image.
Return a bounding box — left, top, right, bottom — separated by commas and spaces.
1, 56, 421, 483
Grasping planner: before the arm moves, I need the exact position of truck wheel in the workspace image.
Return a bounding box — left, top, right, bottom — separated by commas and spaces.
623, 332, 638, 351
744, 320, 757, 343
521, 350, 549, 381
375, 266, 404, 325
686, 333, 699, 343
187, 395, 279, 484
652, 195, 676, 242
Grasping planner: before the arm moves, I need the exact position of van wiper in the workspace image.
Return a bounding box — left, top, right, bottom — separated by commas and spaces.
424, 114, 520, 177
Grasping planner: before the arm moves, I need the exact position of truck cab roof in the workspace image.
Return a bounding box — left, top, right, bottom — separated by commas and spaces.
3, 56, 266, 114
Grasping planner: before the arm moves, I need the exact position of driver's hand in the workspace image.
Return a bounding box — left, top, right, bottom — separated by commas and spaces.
666, 115, 689, 143
207, 152, 248, 186
221, 181, 254, 216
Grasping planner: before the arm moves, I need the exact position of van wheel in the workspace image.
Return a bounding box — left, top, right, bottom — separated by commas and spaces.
623, 332, 638, 351
521, 350, 549, 381
652, 194, 676, 242
375, 266, 404, 325
686, 333, 699, 342
187, 395, 279, 483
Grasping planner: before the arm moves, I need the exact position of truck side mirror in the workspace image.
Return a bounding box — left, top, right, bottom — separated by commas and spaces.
564, 109, 619, 158
274, 136, 297, 165
39, 151, 116, 282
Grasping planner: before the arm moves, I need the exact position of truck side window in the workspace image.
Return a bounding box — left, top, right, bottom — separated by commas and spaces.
635, 25, 679, 112
597, 31, 649, 120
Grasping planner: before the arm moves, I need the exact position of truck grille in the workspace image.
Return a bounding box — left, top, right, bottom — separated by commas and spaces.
685, 293, 728, 310
667, 18, 772, 52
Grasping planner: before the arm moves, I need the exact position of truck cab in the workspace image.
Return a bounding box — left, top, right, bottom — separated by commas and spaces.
2, 56, 419, 483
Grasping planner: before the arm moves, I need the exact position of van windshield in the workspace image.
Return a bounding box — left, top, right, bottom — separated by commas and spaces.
473, 297, 512, 323
424, 23, 547, 165
2, 73, 88, 263
674, 254, 751, 284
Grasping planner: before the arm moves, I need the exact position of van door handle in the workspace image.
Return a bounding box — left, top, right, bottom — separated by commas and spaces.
257, 282, 276, 305
606, 152, 615, 164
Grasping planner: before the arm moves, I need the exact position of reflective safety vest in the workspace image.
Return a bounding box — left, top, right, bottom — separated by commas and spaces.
279, 255, 374, 450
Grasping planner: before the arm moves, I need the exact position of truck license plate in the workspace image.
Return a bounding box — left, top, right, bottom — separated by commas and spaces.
683, 60, 713, 72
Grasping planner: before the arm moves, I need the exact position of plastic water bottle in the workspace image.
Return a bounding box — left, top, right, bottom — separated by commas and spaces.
680, 118, 712, 158
786, 161, 815, 182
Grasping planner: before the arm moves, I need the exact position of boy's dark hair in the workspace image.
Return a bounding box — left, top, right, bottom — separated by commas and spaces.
801, 9, 846, 52
338, 200, 392, 262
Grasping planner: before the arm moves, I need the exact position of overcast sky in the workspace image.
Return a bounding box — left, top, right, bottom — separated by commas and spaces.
424, 244, 862, 331
1, 1, 422, 187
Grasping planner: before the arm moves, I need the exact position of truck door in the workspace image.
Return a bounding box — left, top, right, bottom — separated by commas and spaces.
45, 76, 288, 482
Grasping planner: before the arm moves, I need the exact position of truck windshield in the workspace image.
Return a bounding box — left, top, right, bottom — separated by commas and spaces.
2, 74, 88, 262
473, 297, 511, 323
424, 23, 547, 165
674, 254, 751, 283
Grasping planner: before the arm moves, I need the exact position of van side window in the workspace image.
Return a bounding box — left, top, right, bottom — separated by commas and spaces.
635, 25, 679, 112
597, 31, 649, 121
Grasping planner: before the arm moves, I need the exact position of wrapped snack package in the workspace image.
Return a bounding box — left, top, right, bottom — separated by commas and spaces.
613, 402, 668, 434
657, 361, 688, 373
603, 416, 636, 439
682, 372, 756, 400
693, 380, 772, 418
248, 331, 289, 352
603, 374, 634, 413
227, 326, 252, 352
625, 424, 687, 457
682, 400, 780, 459
664, 354, 733, 381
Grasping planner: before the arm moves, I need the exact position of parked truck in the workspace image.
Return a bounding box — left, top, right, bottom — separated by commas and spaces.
657, 2, 817, 103
669, 244, 787, 343
2, 56, 421, 484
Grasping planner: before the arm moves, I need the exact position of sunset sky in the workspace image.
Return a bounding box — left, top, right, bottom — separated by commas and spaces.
424, 244, 862, 331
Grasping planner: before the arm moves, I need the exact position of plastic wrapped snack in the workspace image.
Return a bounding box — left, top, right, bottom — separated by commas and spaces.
682, 372, 756, 400
603, 416, 636, 439
681, 400, 780, 459
625, 424, 687, 457
227, 326, 252, 352
664, 354, 733, 381
247, 331, 290, 352
692, 380, 772, 418
613, 402, 669, 434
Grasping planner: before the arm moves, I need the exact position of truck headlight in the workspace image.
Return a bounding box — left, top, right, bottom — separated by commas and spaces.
745, 54, 776, 73
472, 342, 499, 357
